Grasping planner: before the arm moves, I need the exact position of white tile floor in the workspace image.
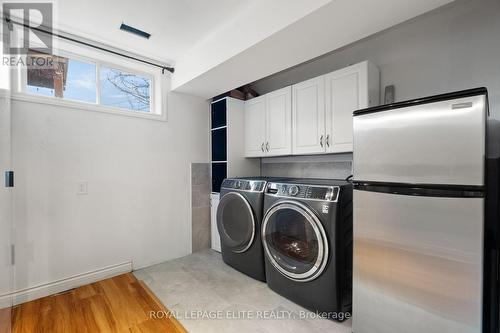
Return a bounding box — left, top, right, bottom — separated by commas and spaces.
134, 249, 352, 333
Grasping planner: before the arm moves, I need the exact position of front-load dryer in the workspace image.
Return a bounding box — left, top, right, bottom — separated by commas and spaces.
217, 177, 285, 281
262, 179, 353, 319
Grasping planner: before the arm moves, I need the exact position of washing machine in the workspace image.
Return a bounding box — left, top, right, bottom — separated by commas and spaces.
217, 177, 285, 281
262, 179, 353, 319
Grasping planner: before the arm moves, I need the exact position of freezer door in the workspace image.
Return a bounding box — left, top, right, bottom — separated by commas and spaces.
352, 189, 484, 333
353, 95, 486, 186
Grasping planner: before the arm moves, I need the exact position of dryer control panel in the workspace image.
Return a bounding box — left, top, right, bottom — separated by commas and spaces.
266, 183, 340, 202
221, 179, 267, 192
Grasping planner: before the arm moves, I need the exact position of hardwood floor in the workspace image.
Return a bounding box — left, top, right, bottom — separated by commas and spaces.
8, 273, 187, 333
0, 307, 11, 333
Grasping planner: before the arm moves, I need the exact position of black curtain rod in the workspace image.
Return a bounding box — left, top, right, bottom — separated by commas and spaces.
5, 17, 175, 74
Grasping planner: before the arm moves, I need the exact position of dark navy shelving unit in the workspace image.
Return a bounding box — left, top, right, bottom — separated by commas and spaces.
210, 98, 228, 193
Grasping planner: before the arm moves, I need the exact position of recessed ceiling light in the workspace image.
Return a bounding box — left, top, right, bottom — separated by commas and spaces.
119, 23, 151, 39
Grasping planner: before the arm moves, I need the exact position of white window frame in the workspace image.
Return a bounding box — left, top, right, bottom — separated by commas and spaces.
97, 60, 155, 114
11, 38, 168, 122
21, 51, 99, 104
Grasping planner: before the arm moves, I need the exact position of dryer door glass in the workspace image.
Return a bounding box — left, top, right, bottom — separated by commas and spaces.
263, 202, 328, 282
217, 192, 255, 253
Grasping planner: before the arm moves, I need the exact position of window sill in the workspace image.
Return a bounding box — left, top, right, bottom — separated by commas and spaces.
10, 92, 167, 122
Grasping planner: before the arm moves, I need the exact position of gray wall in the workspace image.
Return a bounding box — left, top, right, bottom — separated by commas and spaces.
256, 0, 500, 178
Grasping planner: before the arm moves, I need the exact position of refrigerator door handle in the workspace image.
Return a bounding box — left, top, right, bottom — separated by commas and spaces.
353, 182, 484, 198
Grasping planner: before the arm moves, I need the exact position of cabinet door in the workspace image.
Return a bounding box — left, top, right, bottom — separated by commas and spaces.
211, 163, 226, 193
244, 95, 266, 157
292, 76, 326, 155
211, 128, 227, 161
266, 86, 292, 156
210, 193, 221, 252
211, 99, 227, 128
325, 62, 370, 153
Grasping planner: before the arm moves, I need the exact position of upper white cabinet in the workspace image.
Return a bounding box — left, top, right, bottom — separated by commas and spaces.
292, 60, 379, 155
245, 86, 292, 157
292, 76, 326, 155
244, 95, 266, 157
325, 61, 379, 153
244, 60, 379, 157
266, 86, 292, 156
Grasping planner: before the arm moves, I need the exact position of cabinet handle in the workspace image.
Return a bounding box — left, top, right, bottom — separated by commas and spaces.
266, 142, 270, 152
261, 143, 265, 152
326, 134, 330, 147
320, 135, 324, 148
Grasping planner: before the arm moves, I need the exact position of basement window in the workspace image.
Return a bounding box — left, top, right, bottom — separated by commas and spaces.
27, 52, 97, 103
24, 50, 153, 114
100, 67, 151, 112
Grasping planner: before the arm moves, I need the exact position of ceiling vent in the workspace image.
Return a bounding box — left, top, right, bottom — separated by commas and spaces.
119, 23, 151, 39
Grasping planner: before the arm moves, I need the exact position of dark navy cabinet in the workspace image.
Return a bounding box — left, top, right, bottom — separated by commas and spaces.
211, 99, 227, 129
210, 98, 227, 193
209, 97, 259, 194
211, 127, 227, 162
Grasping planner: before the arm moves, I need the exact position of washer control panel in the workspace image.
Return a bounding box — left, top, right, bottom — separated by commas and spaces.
288, 185, 299, 196
266, 183, 340, 202
221, 179, 267, 192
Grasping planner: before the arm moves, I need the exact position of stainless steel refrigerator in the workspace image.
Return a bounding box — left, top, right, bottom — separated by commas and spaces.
352, 88, 494, 333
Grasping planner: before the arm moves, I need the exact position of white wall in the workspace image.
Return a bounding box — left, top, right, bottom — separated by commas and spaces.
0, 90, 13, 308
11, 90, 209, 296
0, 43, 13, 309
251, 0, 500, 119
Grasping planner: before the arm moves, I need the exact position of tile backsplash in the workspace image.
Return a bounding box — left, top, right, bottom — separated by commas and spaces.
260, 154, 353, 180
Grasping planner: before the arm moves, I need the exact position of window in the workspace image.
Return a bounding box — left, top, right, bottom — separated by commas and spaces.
25, 51, 153, 114
100, 67, 151, 112
27, 52, 96, 103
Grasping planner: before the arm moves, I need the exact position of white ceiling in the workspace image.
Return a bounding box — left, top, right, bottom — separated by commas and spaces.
172, 0, 455, 97
50, 0, 455, 98
53, 0, 253, 63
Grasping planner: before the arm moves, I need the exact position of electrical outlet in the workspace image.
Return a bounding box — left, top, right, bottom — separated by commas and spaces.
77, 181, 88, 195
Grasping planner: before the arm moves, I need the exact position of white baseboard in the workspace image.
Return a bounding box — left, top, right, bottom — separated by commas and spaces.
0, 261, 132, 307
0, 295, 12, 310
0, 89, 11, 98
